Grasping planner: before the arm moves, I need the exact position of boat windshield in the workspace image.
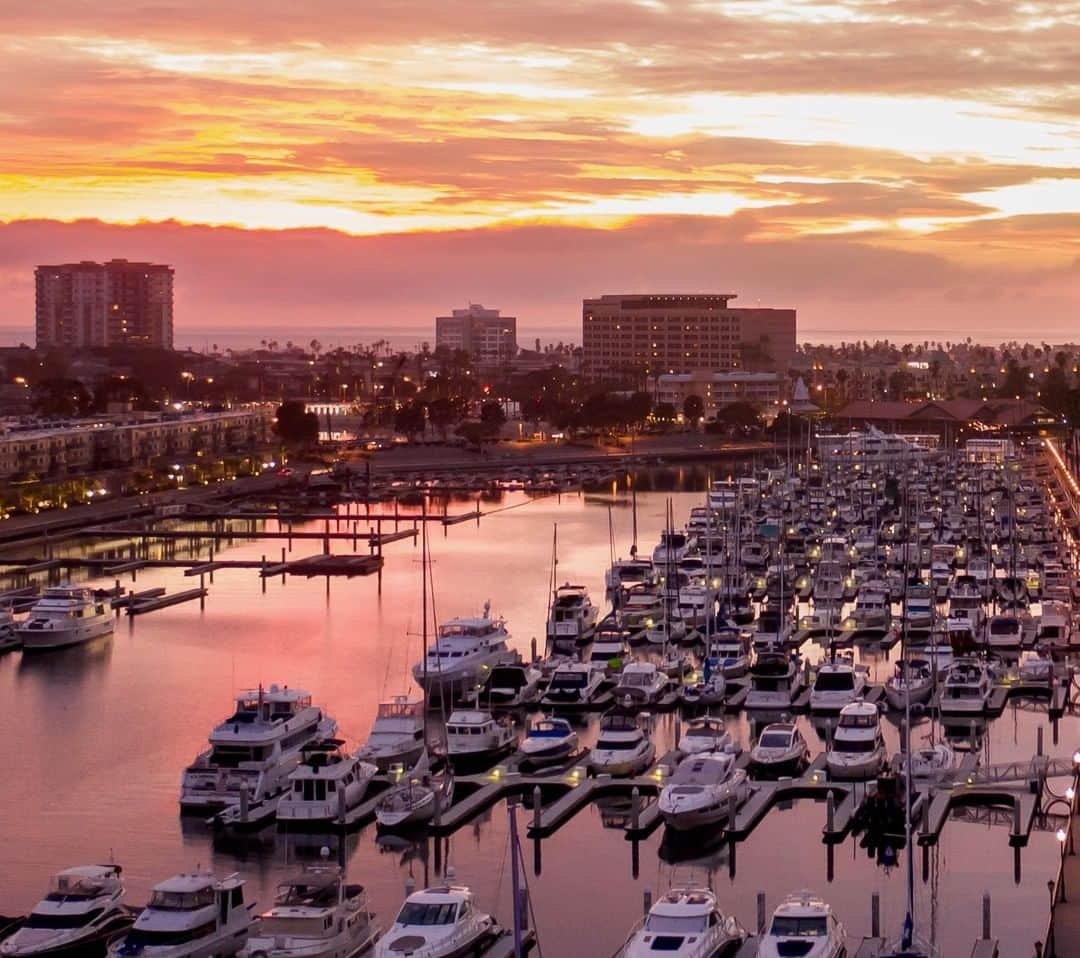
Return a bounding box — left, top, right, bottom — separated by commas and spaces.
815, 672, 855, 692
597, 737, 641, 751
758, 731, 793, 749
258, 916, 325, 936
396, 902, 459, 925
530, 722, 569, 737
25, 911, 102, 929
550, 672, 587, 689
833, 738, 878, 753
149, 888, 215, 910
644, 914, 709, 933
770, 916, 828, 937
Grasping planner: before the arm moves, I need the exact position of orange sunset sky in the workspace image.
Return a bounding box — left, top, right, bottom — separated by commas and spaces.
1, 0, 1078, 341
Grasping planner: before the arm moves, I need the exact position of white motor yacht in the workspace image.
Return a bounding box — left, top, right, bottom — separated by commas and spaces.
355, 697, 426, 773
241, 866, 378, 958
884, 659, 935, 711
374, 885, 499, 958
842, 588, 891, 639
444, 710, 516, 771
620, 886, 746, 958
745, 651, 805, 711
1019, 647, 1054, 684
645, 612, 689, 647
809, 658, 868, 714
706, 627, 750, 678
751, 611, 792, 653
749, 723, 809, 776
985, 614, 1024, 649
679, 662, 727, 708
546, 584, 599, 646
1037, 602, 1073, 649
903, 585, 934, 634
909, 741, 957, 781
470, 663, 544, 708
619, 589, 666, 640
276, 742, 378, 828
374, 755, 454, 830
1, 865, 131, 957
589, 712, 656, 776
606, 558, 658, 598
939, 657, 993, 715
412, 604, 517, 700
613, 661, 670, 707
681, 717, 733, 756
757, 892, 846, 958
540, 662, 604, 709
826, 700, 886, 780
17, 586, 113, 651
108, 873, 249, 958
180, 685, 337, 812
588, 625, 630, 677
517, 716, 578, 768
658, 750, 749, 831
653, 531, 692, 565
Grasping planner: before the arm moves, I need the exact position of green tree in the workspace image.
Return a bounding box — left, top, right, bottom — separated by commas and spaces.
713, 401, 763, 429
393, 401, 426, 438
683, 394, 705, 424
274, 400, 319, 446
654, 402, 678, 424
31, 378, 93, 418
426, 397, 461, 438
998, 359, 1028, 399
479, 400, 507, 437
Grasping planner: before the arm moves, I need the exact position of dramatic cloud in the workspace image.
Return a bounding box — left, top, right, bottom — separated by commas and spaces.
0, 1, 1076, 338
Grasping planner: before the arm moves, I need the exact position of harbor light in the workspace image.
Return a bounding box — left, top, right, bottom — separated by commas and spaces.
1066, 786, 1075, 802
1073, 750, 1080, 768
1057, 828, 1068, 845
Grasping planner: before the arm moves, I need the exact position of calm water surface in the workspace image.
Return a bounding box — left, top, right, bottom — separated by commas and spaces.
0, 476, 1075, 956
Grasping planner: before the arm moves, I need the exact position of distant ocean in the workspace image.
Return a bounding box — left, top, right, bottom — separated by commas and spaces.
0, 323, 1075, 351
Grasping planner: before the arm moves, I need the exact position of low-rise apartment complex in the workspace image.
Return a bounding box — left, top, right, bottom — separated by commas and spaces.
0, 408, 273, 480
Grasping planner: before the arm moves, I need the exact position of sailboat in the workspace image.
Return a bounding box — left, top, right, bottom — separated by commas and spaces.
376, 509, 454, 831
880, 481, 940, 958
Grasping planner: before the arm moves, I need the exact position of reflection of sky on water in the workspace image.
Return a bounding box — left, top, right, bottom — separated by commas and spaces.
0, 475, 1074, 955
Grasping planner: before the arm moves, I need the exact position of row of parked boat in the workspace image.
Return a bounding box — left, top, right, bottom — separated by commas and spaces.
2, 861, 850, 958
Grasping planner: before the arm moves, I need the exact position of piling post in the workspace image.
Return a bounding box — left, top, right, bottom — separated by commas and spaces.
200, 573, 205, 610
674, 715, 682, 751
1013, 797, 1022, 836
757, 892, 767, 934
530, 637, 537, 664
239, 784, 249, 824
209, 542, 215, 583
969, 719, 978, 753
826, 790, 836, 835
323, 519, 330, 556
281, 547, 286, 583
727, 795, 737, 833
871, 892, 880, 937
114, 578, 121, 615
631, 787, 640, 832
643, 889, 652, 918
261, 555, 267, 594
982, 891, 991, 939
1038, 726, 1045, 757
533, 785, 542, 832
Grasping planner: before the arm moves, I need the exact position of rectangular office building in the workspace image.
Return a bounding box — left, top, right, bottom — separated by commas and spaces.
582, 293, 795, 381
35, 259, 174, 349
435, 304, 517, 364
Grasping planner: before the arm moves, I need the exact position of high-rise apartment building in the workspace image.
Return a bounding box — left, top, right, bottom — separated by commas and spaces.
582, 293, 796, 381
435, 304, 517, 364
35, 259, 174, 349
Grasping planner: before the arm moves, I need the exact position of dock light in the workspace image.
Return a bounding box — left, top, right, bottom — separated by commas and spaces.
966, 774, 975, 787
651, 766, 666, 782
1058, 828, 1069, 845
1066, 786, 1075, 802
810, 772, 821, 785
1073, 750, 1080, 768
491, 766, 503, 780
389, 762, 405, 782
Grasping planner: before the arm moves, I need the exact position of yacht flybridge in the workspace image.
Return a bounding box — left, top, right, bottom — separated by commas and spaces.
180, 685, 336, 812
757, 891, 846, 958
17, 586, 114, 651
241, 866, 378, 958
276, 742, 378, 828
619, 886, 746, 958
546, 583, 599, 646
108, 872, 250, 958
1, 865, 131, 957
355, 697, 425, 772
412, 603, 517, 700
